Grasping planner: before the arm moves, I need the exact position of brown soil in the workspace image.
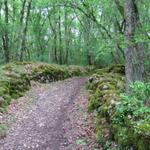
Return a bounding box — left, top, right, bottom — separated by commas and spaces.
0, 77, 100, 150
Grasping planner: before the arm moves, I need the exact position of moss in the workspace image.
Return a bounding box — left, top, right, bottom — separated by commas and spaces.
0, 75, 31, 108
96, 123, 103, 143
14, 61, 32, 65
98, 104, 110, 117
68, 66, 87, 77
2, 63, 25, 75
113, 125, 130, 146
87, 63, 150, 149
94, 68, 110, 75
31, 64, 69, 82
87, 65, 123, 133
87, 72, 125, 93
32, 64, 87, 83
97, 82, 116, 91
87, 78, 103, 91
88, 94, 101, 112
135, 122, 150, 137
95, 116, 112, 144
95, 116, 104, 142
88, 65, 150, 149
0, 62, 87, 111
137, 139, 149, 150
0, 108, 5, 113
108, 64, 125, 75
94, 64, 125, 75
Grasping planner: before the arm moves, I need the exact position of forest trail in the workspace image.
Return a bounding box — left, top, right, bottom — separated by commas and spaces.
0, 77, 98, 150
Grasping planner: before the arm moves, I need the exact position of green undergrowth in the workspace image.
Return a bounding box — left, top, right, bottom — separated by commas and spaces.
0, 124, 8, 138
87, 64, 150, 150
0, 62, 87, 112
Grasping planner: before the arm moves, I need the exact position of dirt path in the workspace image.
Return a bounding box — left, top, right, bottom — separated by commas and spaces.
0, 77, 99, 150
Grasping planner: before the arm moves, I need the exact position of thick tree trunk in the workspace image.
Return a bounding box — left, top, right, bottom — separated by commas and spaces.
124, 0, 145, 93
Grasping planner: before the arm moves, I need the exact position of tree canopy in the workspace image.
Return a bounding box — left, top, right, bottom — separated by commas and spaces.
0, 0, 150, 90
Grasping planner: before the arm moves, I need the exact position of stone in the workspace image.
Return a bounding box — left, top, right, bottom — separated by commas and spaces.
102, 85, 109, 90
0, 97, 4, 105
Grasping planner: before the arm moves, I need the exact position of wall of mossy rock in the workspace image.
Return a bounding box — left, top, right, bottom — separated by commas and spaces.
87, 64, 150, 150
0, 62, 87, 112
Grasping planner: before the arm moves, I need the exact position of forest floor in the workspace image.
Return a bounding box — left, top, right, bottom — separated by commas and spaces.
0, 77, 101, 150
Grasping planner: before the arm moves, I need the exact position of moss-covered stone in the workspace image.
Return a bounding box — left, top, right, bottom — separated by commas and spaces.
95, 116, 112, 144
32, 64, 67, 82
68, 65, 87, 77
88, 94, 101, 112
94, 64, 125, 75
87, 64, 150, 149
0, 62, 87, 111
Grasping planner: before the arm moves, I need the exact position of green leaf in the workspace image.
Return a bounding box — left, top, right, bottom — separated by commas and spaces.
76, 138, 87, 146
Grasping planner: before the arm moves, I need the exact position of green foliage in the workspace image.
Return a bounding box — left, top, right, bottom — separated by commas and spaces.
114, 81, 150, 125
76, 138, 87, 146
0, 124, 8, 138
87, 66, 150, 150
130, 81, 150, 101
0, 0, 149, 67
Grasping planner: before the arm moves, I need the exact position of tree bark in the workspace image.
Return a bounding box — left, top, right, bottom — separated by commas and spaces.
124, 0, 145, 93
3, 0, 10, 63
58, 8, 63, 64
0, 2, 2, 19
20, 0, 32, 61
64, 8, 69, 64
83, 16, 92, 65
17, 0, 26, 60
48, 7, 58, 64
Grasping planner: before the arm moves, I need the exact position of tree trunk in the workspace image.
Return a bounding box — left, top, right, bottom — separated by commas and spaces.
17, 0, 26, 60
20, 0, 32, 61
64, 8, 69, 64
58, 8, 63, 64
124, 0, 145, 93
12, 0, 16, 22
83, 15, 92, 65
48, 8, 58, 64
3, 0, 10, 63
0, 2, 2, 19
54, 33, 58, 63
